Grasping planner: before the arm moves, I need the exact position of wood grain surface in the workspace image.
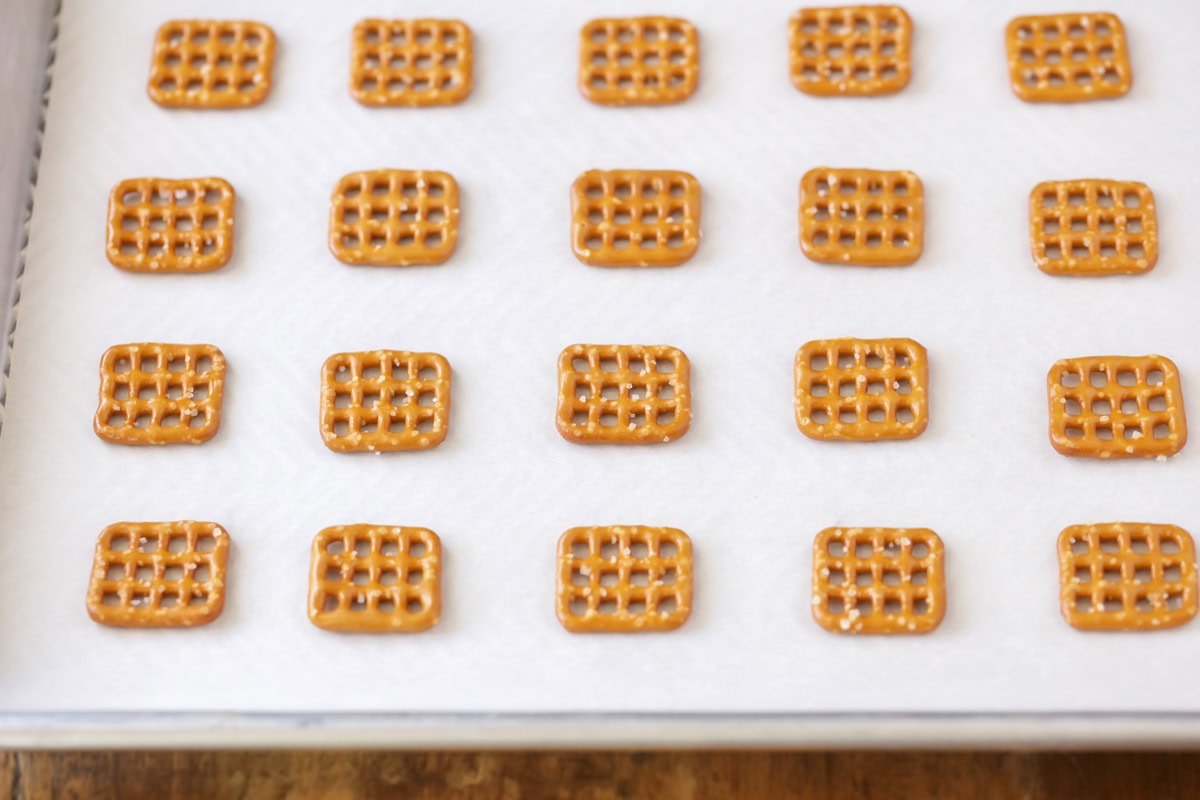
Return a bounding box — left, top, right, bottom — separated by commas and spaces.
3, 751, 1200, 799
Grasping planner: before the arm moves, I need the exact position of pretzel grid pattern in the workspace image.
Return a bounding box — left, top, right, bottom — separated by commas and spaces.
1030, 180, 1157, 276
571, 170, 701, 267
556, 344, 691, 444
1059, 523, 1198, 631
556, 526, 693, 632
320, 350, 451, 452
94, 343, 225, 445
86, 521, 230, 628
795, 338, 927, 441
309, 525, 441, 632
147, 20, 275, 108
812, 527, 945, 634
329, 170, 459, 266
1047, 355, 1187, 459
799, 168, 923, 265
106, 177, 235, 273
579, 17, 699, 106
1006, 13, 1131, 102
350, 19, 473, 107
789, 6, 912, 96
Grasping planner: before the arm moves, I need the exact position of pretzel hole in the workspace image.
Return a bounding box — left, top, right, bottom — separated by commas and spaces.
880, 599, 901, 616
657, 596, 677, 616
1060, 398, 1081, 417
1092, 399, 1112, 415
596, 571, 619, 589
159, 412, 181, 428
837, 206, 856, 222
838, 233, 856, 248
1095, 22, 1113, 37
1167, 593, 1185, 611
881, 41, 897, 58
594, 599, 617, 616
130, 412, 152, 429
1095, 424, 1114, 441
895, 378, 913, 395
1098, 45, 1115, 60
852, 571, 872, 587
833, 380, 853, 398
911, 542, 929, 559
811, 409, 830, 424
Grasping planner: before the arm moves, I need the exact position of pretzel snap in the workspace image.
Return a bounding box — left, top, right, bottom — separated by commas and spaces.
1030, 179, 1157, 276
795, 338, 927, 441
556, 344, 691, 444
329, 170, 459, 266
579, 17, 698, 106
350, 19, 473, 107
94, 343, 225, 445
147, 20, 275, 108
789, 6, 912, 96
1059, 523, 1198, 631
812, 527, 944, 634
556, 526, 693, 632
320, 350, 451, 452
571, 170, 700, 267
1006, 13, 1131, 102
1047, 355, 1187, 459
309, 525, 442, 632
799, 168, 923, 266
86, 521, 230, 628
106, 177, 234, 273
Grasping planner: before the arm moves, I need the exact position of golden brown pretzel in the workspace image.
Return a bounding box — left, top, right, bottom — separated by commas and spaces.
1047, 355, 1187, 459
556, 526, 693, 632
1058, 523, 1198, 631
789, 6, 912, 96
1006, 13, 1131, 103
320, 350, 451, 452
147, 20, 275, 108
799, 168, 923, 266
1029, 179, 1156, 275
350, 19, 473, 107
579, 17, 699, 106
571, 170, 701, 267
308, 525, 442, 632
812, 527, 945, 634
106, 177, 235, 273
556, 344, 691, 444
94, 343, 225, 445
86, 521, 230, 628
328, 170, 459, 266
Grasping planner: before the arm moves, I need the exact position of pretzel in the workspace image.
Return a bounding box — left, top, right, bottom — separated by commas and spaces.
147, 20, 276, 108
86, 521, 230, 628
106, 177, 235, 273
350, 19, 473, 107
308, 525, 441, 632
556, 344, 691, 444
328, 170, 459, 266
1029, 180, 1157, 276
556, 526, 692, 632
799, 168, 923, 266
1047, 355, 1187, 459
789, 6, 912, 96
1006, 13, 1131, 103
795, 338, 927, 441
571, 170, 701, 267
93, 343, 225, 446
812, 527, 944, 634
579, 17, 699, 106
320, 350, 451, 452
1059, 523, 1198, 631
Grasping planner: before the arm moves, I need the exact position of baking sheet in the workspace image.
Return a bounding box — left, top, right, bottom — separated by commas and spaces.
1, 0, 1200, 716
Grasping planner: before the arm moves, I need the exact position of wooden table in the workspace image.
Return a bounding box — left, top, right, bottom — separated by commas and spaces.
4, 750, 1199, 798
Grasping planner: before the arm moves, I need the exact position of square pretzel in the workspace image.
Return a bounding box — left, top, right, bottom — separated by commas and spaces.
320, 350, 451, 452
93, 343, 225, 445
147, 20, 275, 108
1029, 180, 1157, 276
309, 525, 441, 632
579, 17, 699, 106
328, 170, 459, 266
812, 527, 944, 634
571, 170, 701, 267
1006, 13, 1131, 102
1047, 355, 1187, 459
789, 6, 912, 96
795, 338, 928, 441
556, 344, 691, 445
799, 168, 923, 265
106, 177, 235, 273
556, 526, 693, 632
350, 19, 473, 107
1059, 523, 1198, 631
86, 521, 230, 628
